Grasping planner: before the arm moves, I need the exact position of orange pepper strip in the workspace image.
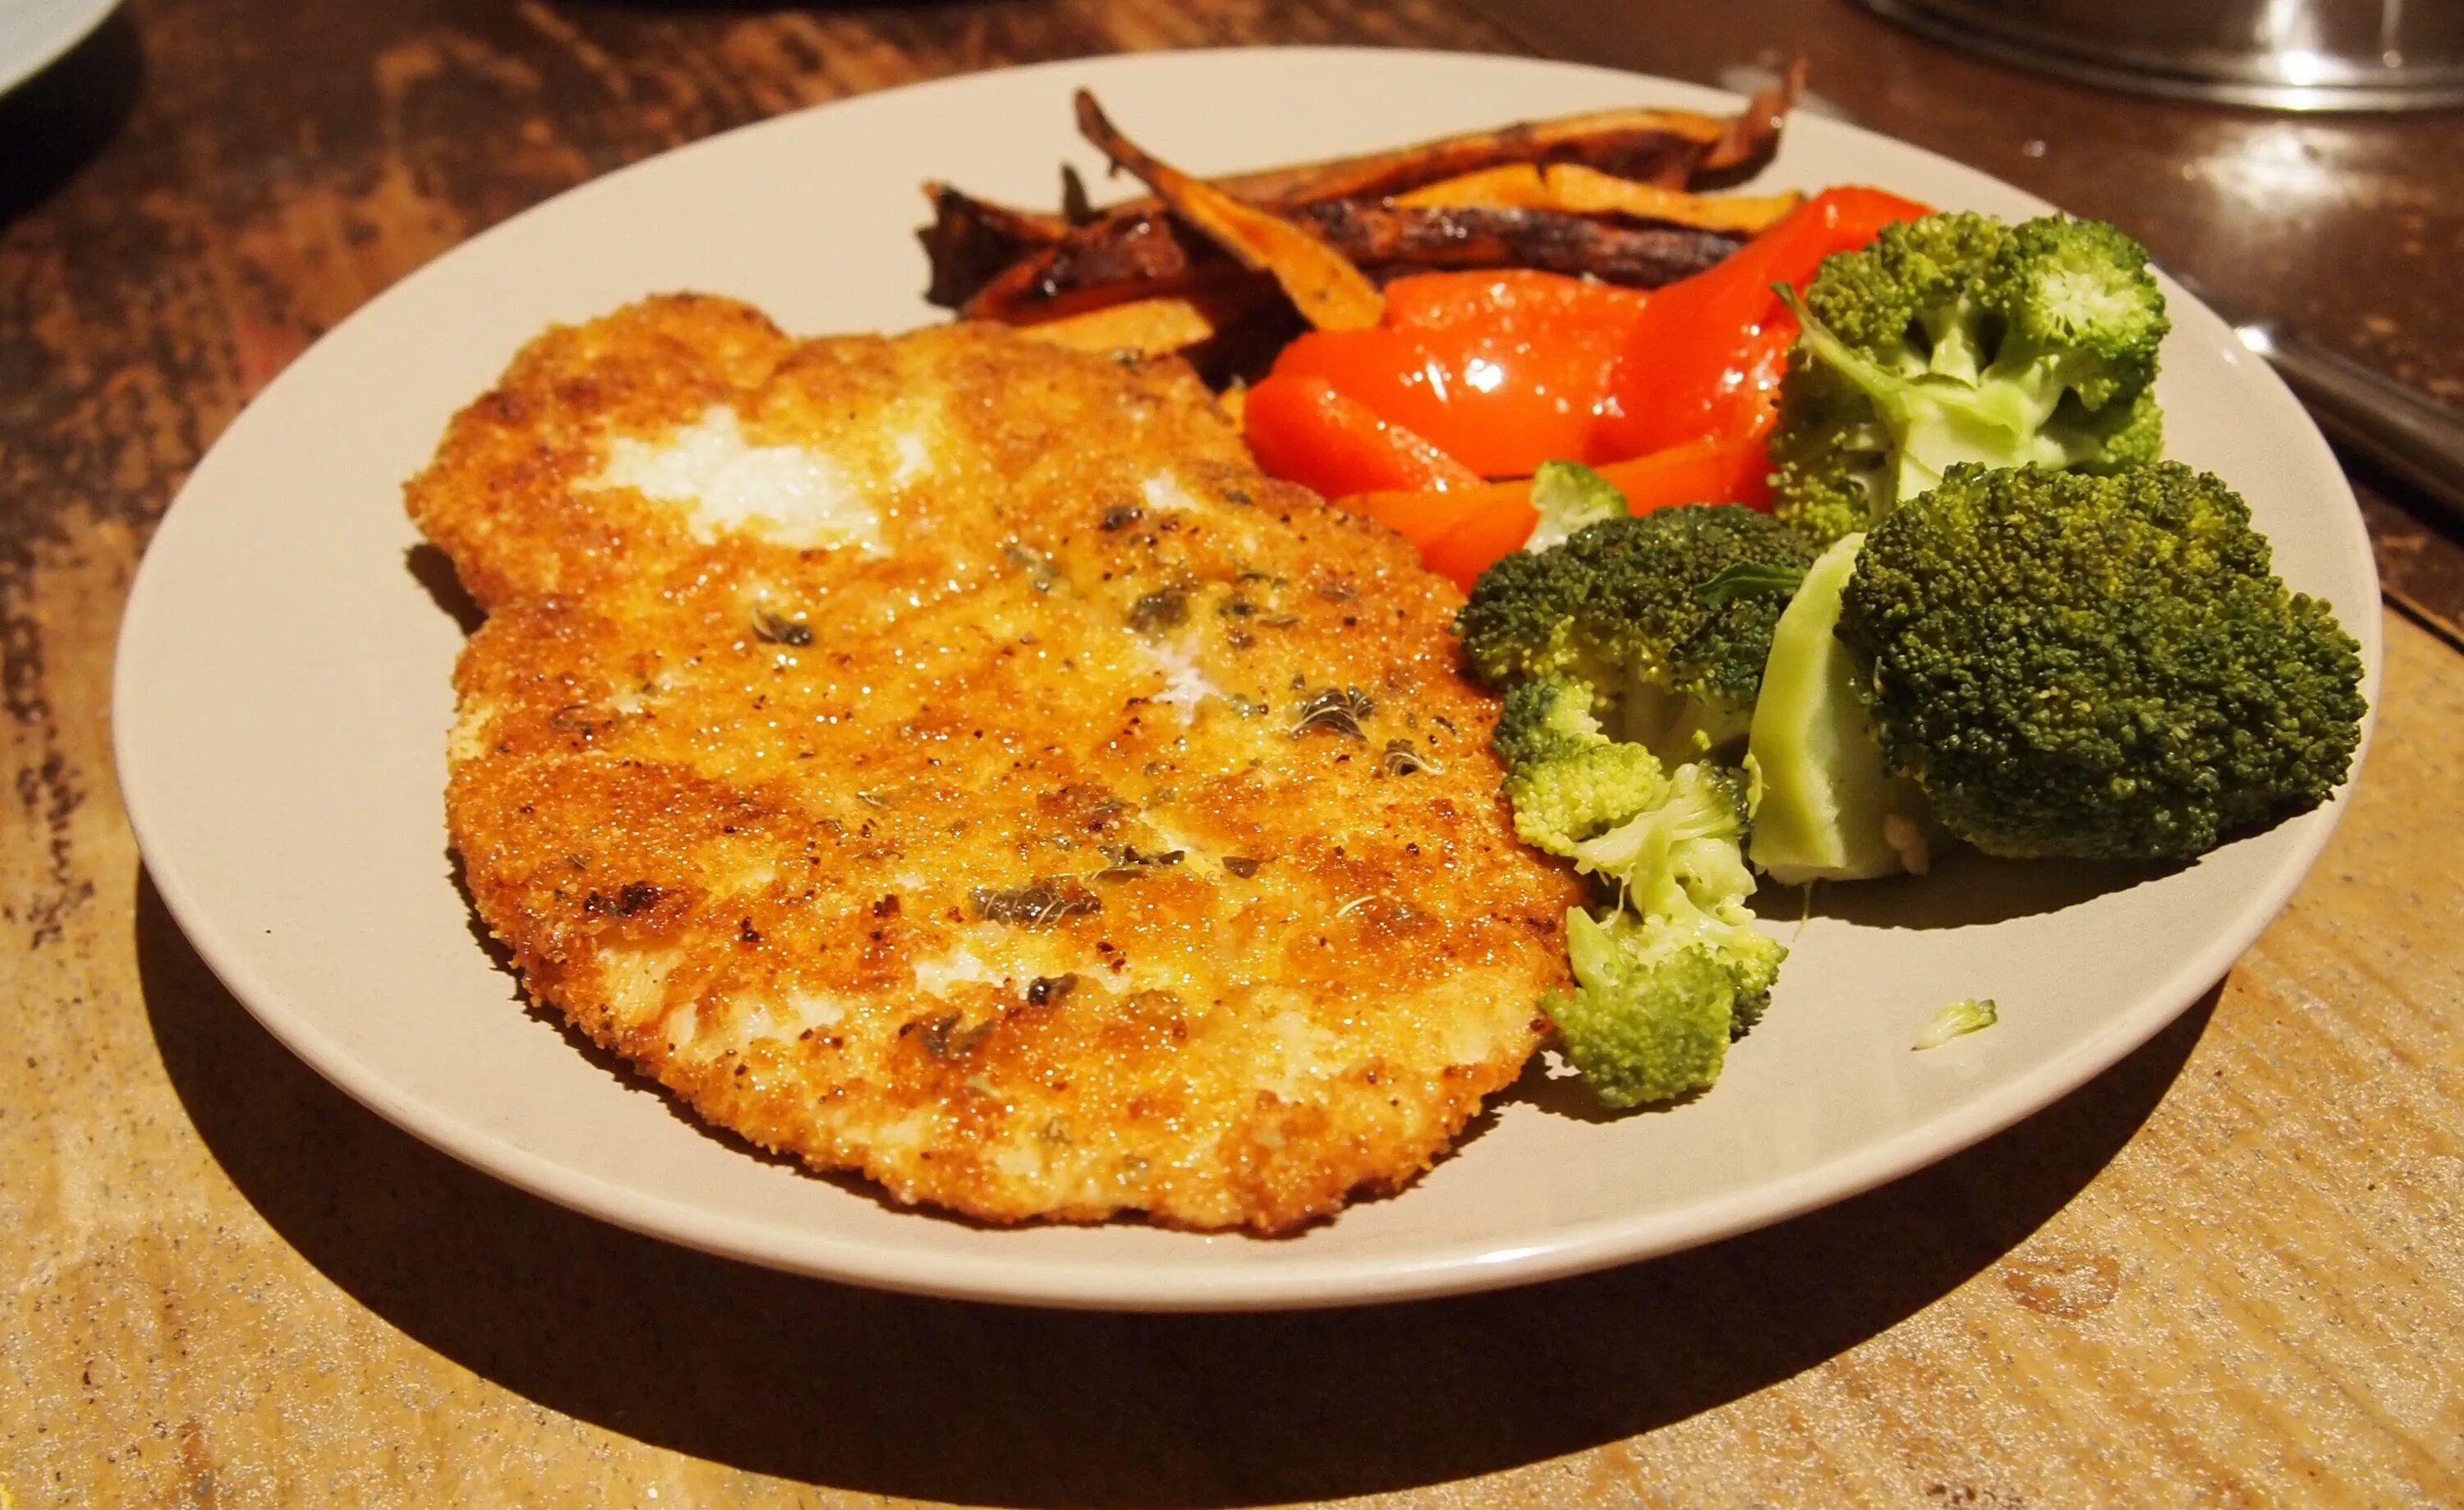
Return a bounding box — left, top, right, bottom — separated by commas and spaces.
1340, 482, 1495, 555
1420, 499, 1542, 592
1338, 433, 1772, 590
1602, 431, 1773, 513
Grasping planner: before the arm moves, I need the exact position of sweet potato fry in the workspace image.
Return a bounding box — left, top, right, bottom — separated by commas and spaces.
1015, 296, 1221, 356
1012, 286, 1271, 358
1697, 61, 1806, 187
1545, 167, 1800, 230
1395, 164, 1800, 233
917, 183, 1074, 310
923, 181, 1071, 243
958, 228, 1208, 321
1292, 201, 1741, 285
1391, 163, 1564, 211
958, 199, 1741, 320
920, 71, 1803, 311
958, 241, 1267, 325
1072, 91, 1385, 331
1140, 67, 1801, 209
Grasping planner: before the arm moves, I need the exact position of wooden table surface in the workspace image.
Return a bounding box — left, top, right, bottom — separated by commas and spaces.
6, 2, 2460, 1504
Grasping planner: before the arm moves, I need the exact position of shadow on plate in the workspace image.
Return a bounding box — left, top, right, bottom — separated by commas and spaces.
1494, 1051, 1699, 1124
405, 544, 485, 635
138, 868, 2214, 1508
1796, 844, 2186, 931
0, 12, 142, 233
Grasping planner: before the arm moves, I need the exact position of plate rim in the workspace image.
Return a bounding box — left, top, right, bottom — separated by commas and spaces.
114, 44, 2384, 1311
0, 0, 117, 98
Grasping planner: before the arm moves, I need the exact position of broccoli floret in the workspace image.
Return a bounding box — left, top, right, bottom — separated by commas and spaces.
1522, 461, 1628, 554
1744, 531, 1935, 884
1495, 679, 1671, 853
1491, 683, 1785, 1106
1764, 363, 1895, 549
1914, 998, 1998, 1050
1768, 211, 2170, 547
1542, 766, 1787, 1106
1475, 514, 1804, 1107
1492, 673, 1608, 770
1458, 503, 1818, 762
1570, 762, 1759, 926
1839, 463, 2366, 859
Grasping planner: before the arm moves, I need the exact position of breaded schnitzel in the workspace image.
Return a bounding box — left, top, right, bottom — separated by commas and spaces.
408, 296, 1576, 1231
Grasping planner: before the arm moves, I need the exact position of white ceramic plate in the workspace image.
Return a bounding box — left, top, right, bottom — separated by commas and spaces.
0, 0, 114, 96
115, 48, 2381, 1310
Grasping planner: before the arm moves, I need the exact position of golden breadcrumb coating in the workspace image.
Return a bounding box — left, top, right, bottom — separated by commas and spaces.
407, 295, 1575, 1231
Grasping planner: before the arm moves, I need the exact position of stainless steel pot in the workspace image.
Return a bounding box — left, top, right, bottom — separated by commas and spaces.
1859, 0, 2464, 111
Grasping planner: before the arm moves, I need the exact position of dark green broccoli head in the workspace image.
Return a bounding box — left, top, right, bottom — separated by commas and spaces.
1492, 674, 1604, 771
1799, 209, 2012, 375
1767, 363, 1892, 550
1838, 463, 2366, 859
1457, 504, 1817, 757
2053, 387, 2165, 475
1768, 211, 2171, 547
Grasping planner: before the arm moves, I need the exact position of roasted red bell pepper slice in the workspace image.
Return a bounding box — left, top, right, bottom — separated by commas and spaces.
1267, 270, 1653, 477
1381, 269, 1655, 334
1240, 373, 1481, 499
1593, 186, 1932, 460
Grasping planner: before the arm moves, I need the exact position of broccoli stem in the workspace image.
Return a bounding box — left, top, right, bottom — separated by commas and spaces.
1917, 297, 1987, 384
1745, 532, 1932, 885
1779, 287, 2031, 518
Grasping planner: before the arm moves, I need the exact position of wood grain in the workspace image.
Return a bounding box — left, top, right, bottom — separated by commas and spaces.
3, 2, 2458, 1506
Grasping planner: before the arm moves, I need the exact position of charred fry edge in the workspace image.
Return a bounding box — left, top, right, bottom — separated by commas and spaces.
1071, 90, 1386, 331
964, 200, 1744, 319
958, 215, 1285, 320
1294, 201, 1745, 286
1695, 60, 1805, 187
920, 183, 1071, 311
931, 67, 1804, 329
980, 76, 1801, 230
923, 69, 1801, 311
